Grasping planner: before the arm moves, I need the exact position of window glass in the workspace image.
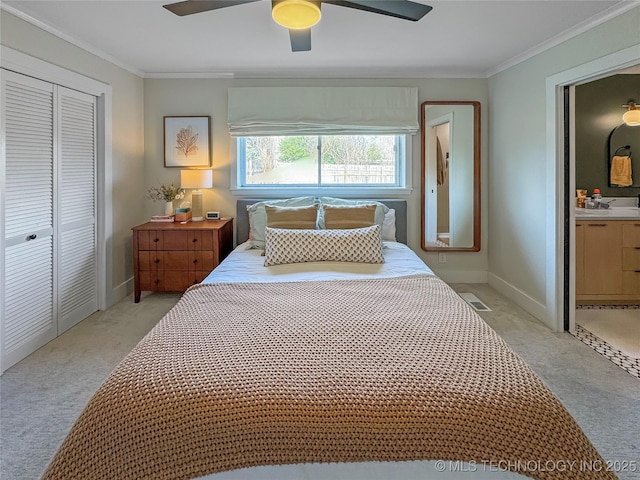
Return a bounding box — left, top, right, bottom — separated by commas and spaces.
239, 135, 402, 187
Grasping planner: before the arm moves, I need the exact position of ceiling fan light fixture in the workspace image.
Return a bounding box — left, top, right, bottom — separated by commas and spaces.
272, 0, 321, 29
622, 100, 640, 126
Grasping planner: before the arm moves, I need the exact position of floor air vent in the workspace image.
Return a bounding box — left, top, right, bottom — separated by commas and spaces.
459, 293, 492, 312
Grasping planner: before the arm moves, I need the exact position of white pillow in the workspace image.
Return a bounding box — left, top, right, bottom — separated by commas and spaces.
247, 197, 317, 249
264, 225, 384, 266
382, 208, 396, 242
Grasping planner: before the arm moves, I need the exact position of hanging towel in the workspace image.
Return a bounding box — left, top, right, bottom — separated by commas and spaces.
436, 136, 448, 186
610, 155, 633, 187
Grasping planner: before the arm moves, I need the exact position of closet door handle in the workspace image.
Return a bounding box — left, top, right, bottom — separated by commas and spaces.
26, 234, 37, 241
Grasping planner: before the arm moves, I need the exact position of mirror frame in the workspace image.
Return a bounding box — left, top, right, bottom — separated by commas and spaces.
420, 101, 481, 252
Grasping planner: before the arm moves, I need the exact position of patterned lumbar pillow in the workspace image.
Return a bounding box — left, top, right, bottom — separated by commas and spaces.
264, 224, 384, 266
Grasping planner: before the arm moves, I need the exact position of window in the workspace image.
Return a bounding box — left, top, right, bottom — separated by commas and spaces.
236, 134, 407, 190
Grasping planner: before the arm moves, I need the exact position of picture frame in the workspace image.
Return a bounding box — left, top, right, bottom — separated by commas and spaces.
164, 116, 211, 167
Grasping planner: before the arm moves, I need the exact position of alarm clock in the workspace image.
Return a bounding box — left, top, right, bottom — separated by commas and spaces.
206, 211, 220, 220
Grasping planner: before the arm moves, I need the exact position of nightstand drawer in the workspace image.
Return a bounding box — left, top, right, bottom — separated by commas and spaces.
138, 251, 161, 270
163, 271, 192, 292
162, 231, 190, 250
187, 231, 214, 251
137, 230, 164, 250
189, 251, 214, 271
139, 271, 164, 291
163, 251, 190, 270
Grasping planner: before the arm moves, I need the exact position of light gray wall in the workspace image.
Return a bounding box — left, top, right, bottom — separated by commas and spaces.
487, 7, 640, 318
1, 11, 145, 301
144, 77, 489, 281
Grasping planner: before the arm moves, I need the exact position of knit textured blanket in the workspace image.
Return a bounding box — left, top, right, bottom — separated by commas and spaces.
42, 275, 616, 480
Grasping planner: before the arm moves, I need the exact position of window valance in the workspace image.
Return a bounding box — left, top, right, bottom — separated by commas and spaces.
227, 86, 419, 137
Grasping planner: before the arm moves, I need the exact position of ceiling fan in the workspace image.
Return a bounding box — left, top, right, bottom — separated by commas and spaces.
163, 0, 432, 52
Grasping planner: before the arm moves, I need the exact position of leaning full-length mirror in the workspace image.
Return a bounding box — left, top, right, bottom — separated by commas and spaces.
421, 101, 480, 252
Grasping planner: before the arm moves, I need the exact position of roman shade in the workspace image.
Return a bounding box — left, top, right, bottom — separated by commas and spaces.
227, 86, 419, 137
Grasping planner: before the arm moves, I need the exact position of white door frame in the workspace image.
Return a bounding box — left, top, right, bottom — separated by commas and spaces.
0, 47, 112, 373
545, 43, 640, 332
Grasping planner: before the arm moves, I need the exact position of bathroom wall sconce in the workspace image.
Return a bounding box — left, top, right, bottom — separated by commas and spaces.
622, 100, 640, 126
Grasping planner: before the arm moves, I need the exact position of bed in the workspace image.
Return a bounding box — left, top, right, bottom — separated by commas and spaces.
42, 199, 615, 480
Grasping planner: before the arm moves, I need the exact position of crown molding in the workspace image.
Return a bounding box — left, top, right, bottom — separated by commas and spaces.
485, 1, 640, 78
1, 4, 144, 78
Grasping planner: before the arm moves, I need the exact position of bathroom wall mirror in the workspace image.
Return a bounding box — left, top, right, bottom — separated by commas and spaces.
421, 101, 480, 252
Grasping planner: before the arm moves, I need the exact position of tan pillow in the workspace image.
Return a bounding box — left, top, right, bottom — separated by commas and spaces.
265, 204, 318, 230
323, 204, 376, 229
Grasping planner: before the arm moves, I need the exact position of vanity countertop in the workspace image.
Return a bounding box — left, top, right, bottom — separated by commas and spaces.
575, 206, 640, 220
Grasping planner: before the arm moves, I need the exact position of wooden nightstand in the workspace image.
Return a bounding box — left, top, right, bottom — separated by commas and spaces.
132, 218, 233, 302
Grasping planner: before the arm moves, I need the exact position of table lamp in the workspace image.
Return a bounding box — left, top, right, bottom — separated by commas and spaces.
180, 169, 212, 221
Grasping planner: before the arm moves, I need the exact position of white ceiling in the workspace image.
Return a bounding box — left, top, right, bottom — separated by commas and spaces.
2, 0, 636, 78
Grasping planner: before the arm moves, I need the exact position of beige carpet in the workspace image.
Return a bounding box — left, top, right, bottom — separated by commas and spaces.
576, 309, 640, 359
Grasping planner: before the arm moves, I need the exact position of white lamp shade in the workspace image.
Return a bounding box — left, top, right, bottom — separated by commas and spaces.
180, 169, 213, 189
623, 108, 640, 127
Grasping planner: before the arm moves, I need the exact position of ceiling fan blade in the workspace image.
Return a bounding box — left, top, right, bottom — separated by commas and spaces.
289, 29, 312, 52
163, 0, 261, 16
323, 0, 432, 21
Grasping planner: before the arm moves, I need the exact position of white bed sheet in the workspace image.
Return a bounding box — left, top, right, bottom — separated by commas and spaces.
203, 241, 434, 284
199, 241, 525, 480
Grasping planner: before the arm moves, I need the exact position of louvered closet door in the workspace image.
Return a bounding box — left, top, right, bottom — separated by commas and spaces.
57, 87, 97, 333
2, 71, 56, 368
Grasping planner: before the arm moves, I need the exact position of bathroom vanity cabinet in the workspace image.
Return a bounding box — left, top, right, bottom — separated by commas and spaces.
576, 220, 640, 302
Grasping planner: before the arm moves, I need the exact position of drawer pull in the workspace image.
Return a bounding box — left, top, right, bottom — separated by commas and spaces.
587, 224, 607, 227
193, 259, 198, 264
154, 258, 160, 264
192, 238, 198, 243
154, 279, 160, 285
153, 238, 160, 243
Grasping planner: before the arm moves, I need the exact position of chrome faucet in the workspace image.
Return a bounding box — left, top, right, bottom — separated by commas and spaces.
598, 199, 615, 209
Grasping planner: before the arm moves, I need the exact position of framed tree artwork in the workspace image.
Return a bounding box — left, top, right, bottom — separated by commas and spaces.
164, 116, 211, 167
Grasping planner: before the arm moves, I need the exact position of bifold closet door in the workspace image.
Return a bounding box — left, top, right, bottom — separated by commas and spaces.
1, 71, 98, 370
2, 71, 57, 368
57, 87, 97, 334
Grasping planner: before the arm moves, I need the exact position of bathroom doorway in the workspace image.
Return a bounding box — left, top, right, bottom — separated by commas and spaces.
566, 64, 640, 378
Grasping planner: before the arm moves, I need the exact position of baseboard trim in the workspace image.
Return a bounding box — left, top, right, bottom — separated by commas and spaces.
436, 270, 488, 284
487, 272, 551, 329
111, 277, 134, 306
